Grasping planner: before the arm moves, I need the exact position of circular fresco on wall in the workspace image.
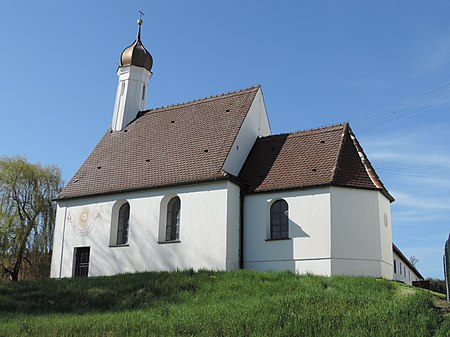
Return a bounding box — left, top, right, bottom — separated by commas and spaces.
67, 207, 103, 236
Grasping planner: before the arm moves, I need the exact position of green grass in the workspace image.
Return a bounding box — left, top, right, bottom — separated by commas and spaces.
0, 270, 448, 336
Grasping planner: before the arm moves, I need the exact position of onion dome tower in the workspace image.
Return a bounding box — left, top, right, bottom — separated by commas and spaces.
112, 16, 153, 131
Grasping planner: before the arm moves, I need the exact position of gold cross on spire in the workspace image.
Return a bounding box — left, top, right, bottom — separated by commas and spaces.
138, 9, 144, 25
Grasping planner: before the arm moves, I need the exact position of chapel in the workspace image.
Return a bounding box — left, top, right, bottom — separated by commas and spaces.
50, 19, 423, 284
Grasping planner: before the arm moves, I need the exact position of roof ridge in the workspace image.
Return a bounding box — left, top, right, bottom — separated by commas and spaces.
346, 126, 394, 202
330, 123, 350, 183
141, 85, 260, 115
257, 123, 347, 142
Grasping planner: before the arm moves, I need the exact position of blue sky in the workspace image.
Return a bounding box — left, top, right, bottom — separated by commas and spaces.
1, 1, 449, 278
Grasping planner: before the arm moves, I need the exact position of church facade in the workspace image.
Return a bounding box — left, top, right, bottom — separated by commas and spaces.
51, 20, 413, 281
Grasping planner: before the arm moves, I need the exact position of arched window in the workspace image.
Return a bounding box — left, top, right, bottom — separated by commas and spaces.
116, 202, 130, 245
270, 199, 289, 239
166, 196, 181, 241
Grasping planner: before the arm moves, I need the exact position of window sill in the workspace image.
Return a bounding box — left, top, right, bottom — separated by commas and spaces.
157, 240, 181, 244
265, 238, 291, 242
109, 244, 130, 248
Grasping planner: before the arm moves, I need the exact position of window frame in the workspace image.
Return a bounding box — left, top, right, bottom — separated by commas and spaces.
116, 202, 130, 245
158, 195, 182, 244
142, 84, 146, 100
268, 199, 289, 240
109, 200, 131, 247
165, 196, 181, 241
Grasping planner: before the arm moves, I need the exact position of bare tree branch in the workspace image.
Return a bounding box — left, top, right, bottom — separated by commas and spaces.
0, 157, 62, 282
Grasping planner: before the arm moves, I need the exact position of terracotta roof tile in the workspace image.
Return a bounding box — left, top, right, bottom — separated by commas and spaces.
239, 124, 344, 192
58, 86, 259, 200
239, 123, 393, 200
59, 85, 392, 201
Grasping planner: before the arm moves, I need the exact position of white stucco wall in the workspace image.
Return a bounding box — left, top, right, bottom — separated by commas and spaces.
393, 250, 422, 285
378, 192, 394, 278
330, 187, 392, 278
243, 186, 392, 278
112, 65, 152, 131
226, 182, 241, 270
243, 187, 332, 275
51, 181, 238, 278
222, 88, 271, 176
51, 180, 395, 279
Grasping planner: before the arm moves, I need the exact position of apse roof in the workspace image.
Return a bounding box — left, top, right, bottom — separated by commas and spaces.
239, 123, 393, 201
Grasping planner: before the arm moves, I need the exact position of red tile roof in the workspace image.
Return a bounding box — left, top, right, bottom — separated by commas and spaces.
59, 86, 392, 202
58, 86, 260, 200
239, 123, 393, 201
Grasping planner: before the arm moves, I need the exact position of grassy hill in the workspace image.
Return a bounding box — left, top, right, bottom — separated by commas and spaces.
0, 270, 448, 337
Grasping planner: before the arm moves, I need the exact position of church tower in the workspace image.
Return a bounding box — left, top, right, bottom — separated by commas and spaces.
112, 17, 153, 131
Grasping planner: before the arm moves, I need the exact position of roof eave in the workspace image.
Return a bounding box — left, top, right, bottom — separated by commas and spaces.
392, 243, 424, 280
56, 176, 230, 202
245, 182, 394, 197
245, 182, 333, 195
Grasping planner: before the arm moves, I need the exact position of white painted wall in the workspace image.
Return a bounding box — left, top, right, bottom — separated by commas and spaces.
226, 182, 241, 270
330, 187, 392, 278
222, 88, 271, 176
393, 250, 422, 285
243, 187, 332, 275
50, 181, 238, 278
378, 192, 394, 278
51, 178, 395, 279
112, 65, 152, 131
243, 186, 392, 278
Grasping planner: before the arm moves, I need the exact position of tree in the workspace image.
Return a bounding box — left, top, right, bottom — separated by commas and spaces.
0, 157, 62, 282
409, 256, 419, 267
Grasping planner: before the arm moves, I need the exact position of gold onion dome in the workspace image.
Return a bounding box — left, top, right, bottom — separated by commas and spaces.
119, 19, 153, 71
